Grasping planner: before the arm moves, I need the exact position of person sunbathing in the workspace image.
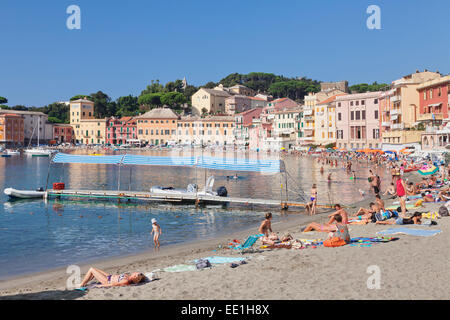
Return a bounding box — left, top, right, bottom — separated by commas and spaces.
302, 204, 347, 233
353, 202, 378, 220
376, 212, 423, 225
406, 182, 418, 196
79, 267, 145, 288
383, 183, 396, 198
421, 192, 437, 203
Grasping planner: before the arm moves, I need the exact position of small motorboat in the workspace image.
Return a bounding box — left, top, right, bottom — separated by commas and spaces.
150, 176, 228, 198
4, 187, 46, 199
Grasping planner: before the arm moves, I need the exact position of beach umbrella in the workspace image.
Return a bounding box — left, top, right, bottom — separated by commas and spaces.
384, 150, 395, 154
418, 165, 438, 176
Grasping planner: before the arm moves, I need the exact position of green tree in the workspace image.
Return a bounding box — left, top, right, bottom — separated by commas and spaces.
0, 97, 7, 104
202, 81, 217, 89
90, 91, 111, 118
160, 92, 187, 107
138, 93, 163, 108
349, 82, 389, 93
140, 80, 165, 96
116, 95, 139, 116
11, 105, 28, 111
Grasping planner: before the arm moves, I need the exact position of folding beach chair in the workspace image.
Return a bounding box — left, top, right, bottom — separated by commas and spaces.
237, 234, 264, 254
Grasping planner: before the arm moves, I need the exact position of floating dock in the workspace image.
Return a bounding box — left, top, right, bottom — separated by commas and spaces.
45, 189, 335, 210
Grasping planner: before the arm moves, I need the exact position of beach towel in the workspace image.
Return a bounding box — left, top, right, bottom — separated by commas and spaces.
376, 228, 441, 237
162, 264, 197, 272
194, 256, 246, 264
386, 204, 417, 211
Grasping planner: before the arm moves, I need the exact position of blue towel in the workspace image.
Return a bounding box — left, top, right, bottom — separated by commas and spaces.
194, 256, 245, 264
377, 228, 441, 237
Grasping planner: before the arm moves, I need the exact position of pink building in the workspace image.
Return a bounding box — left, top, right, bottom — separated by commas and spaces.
249, 122, 272, 151
106, 117, 137, 145
234, 108, 263, 144
335, 92, 382, 150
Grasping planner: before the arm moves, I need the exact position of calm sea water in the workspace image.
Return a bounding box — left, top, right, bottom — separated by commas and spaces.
0, 149, 388, 280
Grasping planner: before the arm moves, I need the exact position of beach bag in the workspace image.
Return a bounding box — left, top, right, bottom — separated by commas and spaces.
195, 259, 211, 270
323, 237, 347, 248
438, 206, 449, 217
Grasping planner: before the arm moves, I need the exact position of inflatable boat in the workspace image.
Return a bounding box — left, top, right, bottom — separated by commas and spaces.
4, 187, 46, 199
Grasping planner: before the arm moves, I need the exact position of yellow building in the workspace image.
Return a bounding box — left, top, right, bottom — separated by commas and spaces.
381, 70, 441, 145
313, 94, 346, 146
77, 119, 108, 145
191, 88, 231, 116
70, 98, 97, 144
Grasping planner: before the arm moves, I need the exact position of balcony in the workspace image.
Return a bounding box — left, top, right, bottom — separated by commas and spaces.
390, 109, 401, 116
303, 109, 313, 116
304, 116, 314, 121
417, 113, 444, 122
391, 95, 401, 103
391, 123, 404, 130
381, 121, 391, 127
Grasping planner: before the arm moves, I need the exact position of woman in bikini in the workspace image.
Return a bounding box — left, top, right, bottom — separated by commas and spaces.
305, 184, 318, 215
79, 267, 145, 288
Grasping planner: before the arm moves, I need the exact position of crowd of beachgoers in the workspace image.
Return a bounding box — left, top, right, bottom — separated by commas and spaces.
1, 147, 448, 300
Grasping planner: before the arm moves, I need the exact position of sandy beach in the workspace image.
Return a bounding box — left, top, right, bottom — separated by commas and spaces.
0, 180, 448, 300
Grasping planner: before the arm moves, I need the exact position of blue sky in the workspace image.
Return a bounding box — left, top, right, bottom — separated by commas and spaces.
1, 0, 449, 106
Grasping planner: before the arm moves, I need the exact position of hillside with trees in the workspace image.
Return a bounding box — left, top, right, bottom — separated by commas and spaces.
0, 75, 390, 121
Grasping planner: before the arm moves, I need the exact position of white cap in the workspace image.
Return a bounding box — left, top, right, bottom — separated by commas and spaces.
151, 218, 157, 224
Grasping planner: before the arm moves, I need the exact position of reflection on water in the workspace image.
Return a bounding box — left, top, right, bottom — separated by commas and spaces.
0, 150, 389, 279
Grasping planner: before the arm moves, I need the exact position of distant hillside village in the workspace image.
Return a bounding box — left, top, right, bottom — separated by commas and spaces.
1, 69, 450, 152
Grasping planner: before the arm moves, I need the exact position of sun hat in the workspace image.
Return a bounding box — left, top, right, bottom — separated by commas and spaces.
151, 218, 157, 224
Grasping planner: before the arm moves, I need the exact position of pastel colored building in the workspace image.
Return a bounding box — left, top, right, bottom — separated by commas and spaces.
228, 84, 255, 97
421, 120, 450, 151
234, 108, 263, 145
225, 95, 252, 115
335, 92, 382, 150
380, 70, 441, 145
314, 94, 346, 146
70, 98, 96, 144
273, 107, 302, 146
177, 115, 235, 146
137, 108, 179, 145
416, 74, 450, 125
248, 121, 273, 151
77, 119, 108, 145
106, 117, 138, 145
53, 124, 73, 144
191, 88, 231, 115
0, 113, 24, 146
0, 109, 50, 145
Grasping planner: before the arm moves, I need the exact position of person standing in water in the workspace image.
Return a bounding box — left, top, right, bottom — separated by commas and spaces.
151, 218, 162, 249
306, 184, 318, 215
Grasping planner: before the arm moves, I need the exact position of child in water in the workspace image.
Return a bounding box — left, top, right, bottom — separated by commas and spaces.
151, 218, 162, 248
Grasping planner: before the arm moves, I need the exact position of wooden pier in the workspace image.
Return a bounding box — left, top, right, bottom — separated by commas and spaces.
45, 189, 335, 210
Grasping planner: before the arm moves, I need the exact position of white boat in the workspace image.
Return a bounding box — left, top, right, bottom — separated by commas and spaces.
24, 148, 54, 156
5, 149, 20, 155
4, 187, 46, 199
150, 176, 227, 198
23, 118, 57, 156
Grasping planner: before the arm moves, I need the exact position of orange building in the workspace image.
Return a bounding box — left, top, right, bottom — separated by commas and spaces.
136, 108, 179, 145
0, 114, 25, 145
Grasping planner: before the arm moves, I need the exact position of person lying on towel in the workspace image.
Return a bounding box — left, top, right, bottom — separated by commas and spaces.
376, 212, 423, 225
78, 267, 145, 288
